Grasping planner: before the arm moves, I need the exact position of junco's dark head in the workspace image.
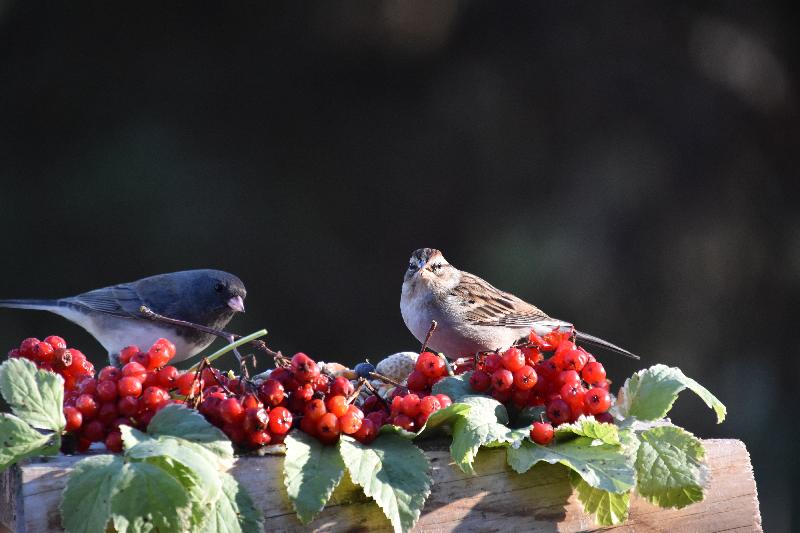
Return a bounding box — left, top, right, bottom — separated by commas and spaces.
180, 269, 247, 316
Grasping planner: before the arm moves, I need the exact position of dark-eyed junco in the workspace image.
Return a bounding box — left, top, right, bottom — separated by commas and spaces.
0, 269, 246, 365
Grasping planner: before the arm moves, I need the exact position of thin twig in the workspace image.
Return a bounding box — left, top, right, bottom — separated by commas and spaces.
363, 380, 390, 412
420, 320, 437, 354
346, 379, 366, 405
368, 371, 406, 389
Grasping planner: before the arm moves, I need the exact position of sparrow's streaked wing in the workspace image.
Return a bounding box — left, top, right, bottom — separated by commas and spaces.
450, 272, 553, 327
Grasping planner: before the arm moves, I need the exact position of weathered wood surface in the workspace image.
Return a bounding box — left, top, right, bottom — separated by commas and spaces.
0, 439, 760, 532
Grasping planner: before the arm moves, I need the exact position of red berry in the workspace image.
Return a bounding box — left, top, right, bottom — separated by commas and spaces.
290, 353, 319, 383
330, 376, 355, 397
530, 421, 554, 444
223, 423, 246, 444
362, 394, 380, 413
316, 413, 340, 444
339, 409, 364, 435
269, 406, 293, 434
75, 394, 99, 419
435, 394, 452, 408
294, 383, 314, 402
121, 362, 147, 382
304, 398, 328, 422
419, 395, 441, 416
243, 408, 270, 434
31, 341, 54, 363
366, 411, 387, 428
501, 347, 525, 372
584, 387, 612, 415
118, 395, 139, 417
353, 418, 378, 444
118, 346, 140, 365
401, 394, 422, 417
257, 379, 285, 407
392, 414, 415, 432
595, 412, 614, 424
558, 370, 581, 387
64, 406, 83, 432
44, 335, 67, 351
390, 396, 403, 415
522, 347, 543, 366
469, 370, 492, 392
142, 386, 168, 410
219, 398, 245, 424
147, 343, 171, 369
117, 376, 143, 398
491, 369, 514, 392
52, 349, 73, 372
131, 351, 150, 369
241, 394, 262, 411
491, 388, 512, 403
98, 366, 122, 382
76, 377, 98, 396
247, 430, 272, 447
581, 362, 606, 385
104, 430, 123, 452
19, 338, 40, 358
483, 354, 502, 374
300, 415, 319, 437
175, 372, 200, 396
512, 365, 538, 390
157, 366, 179, 388
546, 398, 571, 425
326, 395, 349, 418
83, 420, 105, 442
153, 338, 176, 360
97, 380, 118, 402
416, 351, 446, 378
406, 370, 429, 392
97, 402, 119, 425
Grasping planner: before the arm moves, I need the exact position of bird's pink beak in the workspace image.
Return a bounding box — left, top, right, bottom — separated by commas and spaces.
227, 295, 245, 313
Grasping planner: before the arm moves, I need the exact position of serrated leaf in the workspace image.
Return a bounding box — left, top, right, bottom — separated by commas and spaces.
125, 435, 223, 506
450, 395, 515, 474
147, 404, 233, 460
431, 372, 473, 402
635, 425, 706, 508
61, 455, 124, 533
0, 358, 65, 431
283, 431, 345, 524
199, 472, 262, 533
414, 402, 471, 440
616, 364, 726, 423
110, 461, 195, 533
0, 413, 60, 470
339, 433, 431, 533
506, 438, 635, 493
570, 470, 631, 525
554, 416, 620, 445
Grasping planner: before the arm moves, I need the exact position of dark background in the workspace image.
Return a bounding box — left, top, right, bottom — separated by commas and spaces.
1, 2, 796, 529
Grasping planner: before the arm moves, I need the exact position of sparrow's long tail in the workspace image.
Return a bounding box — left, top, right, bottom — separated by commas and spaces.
575, 330, 640, 360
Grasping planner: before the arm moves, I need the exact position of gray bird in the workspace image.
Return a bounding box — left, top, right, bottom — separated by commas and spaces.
0, 269, 246, 364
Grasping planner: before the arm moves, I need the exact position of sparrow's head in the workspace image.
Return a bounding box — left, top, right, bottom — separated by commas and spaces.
403, 248, 457, 288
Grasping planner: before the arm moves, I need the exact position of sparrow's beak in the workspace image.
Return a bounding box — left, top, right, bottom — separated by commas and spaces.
227, 295, 245, 313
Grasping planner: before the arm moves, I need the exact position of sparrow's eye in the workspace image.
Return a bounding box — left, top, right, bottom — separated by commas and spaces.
407, 263, 416, 271
214, 282, 225, 292
430, 263, 443, 272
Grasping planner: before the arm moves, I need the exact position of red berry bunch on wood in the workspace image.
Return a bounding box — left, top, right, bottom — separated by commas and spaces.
463, 328, 613, 427
9, 335, 95, 390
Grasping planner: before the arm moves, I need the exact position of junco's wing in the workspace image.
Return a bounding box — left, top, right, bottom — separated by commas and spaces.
68, 284, 146, 318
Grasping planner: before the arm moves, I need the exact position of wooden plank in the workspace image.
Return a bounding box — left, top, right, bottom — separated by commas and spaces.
0, 439, 761, 532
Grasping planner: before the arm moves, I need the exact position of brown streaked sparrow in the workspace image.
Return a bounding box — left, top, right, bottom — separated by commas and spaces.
400, 248, 638, 359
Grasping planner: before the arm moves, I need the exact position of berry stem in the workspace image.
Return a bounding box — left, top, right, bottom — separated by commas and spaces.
368, 371, 405, 389
187, 329, 268, 371
419, 320, 437, 354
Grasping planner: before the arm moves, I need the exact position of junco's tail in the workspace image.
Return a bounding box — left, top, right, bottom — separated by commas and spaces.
0, 298, 64, 312
575, 330, 640, 359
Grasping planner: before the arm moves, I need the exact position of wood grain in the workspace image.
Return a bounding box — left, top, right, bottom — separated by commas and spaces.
0, 439, 761, 532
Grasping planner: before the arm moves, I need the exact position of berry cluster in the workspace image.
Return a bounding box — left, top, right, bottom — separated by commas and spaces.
461, 329, 613, 443
60, 339, 183, 452
9, 336, 95, 390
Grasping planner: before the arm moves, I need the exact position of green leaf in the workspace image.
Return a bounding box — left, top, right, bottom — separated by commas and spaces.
0, 358, 65, 431
283, 431, 345, 524
554, 416, 620, 445
506, 438, 635, 493
414, 402, 471, 440
147, 404, 233, 460
109, 461, 195, 533
514, 405, 547, 427
570, 471, 631, 526
635, 425, 706, 508
450, 395, 516, 474
125, 436, 224, 506
616, 364, 726, 423
0, 413, 60, 470
431, 372, 473, 402
61, 455, 124, 533
199, 472, 263, 533
119, 425, 150, 449
339, 433, 432, 533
